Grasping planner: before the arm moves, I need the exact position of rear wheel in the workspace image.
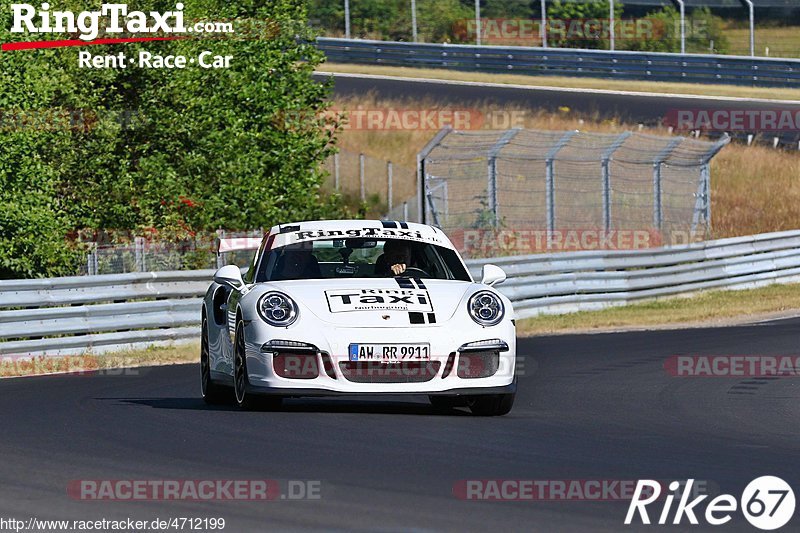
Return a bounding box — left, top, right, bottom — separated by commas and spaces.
467, 393, 515, 416
234, 320, 282, 411
201, 317, 228, 404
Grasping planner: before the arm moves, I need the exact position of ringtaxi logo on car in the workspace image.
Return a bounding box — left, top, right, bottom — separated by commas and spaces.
625, 477, 795, 530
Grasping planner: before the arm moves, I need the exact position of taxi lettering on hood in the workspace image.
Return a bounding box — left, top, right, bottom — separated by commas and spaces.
325, 288, 433, 313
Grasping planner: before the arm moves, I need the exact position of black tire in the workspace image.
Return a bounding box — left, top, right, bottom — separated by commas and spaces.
201, 317, 228, 404
234, 320, 282, 411
467, 393, 515, 416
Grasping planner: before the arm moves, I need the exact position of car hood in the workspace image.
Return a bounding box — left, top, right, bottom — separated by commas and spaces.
255, 278, 476, 327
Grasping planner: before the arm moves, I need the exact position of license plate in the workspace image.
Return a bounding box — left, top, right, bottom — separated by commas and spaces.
348, 343, 431, 363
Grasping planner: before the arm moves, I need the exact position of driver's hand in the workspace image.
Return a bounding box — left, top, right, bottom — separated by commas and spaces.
391, 263, 407, 275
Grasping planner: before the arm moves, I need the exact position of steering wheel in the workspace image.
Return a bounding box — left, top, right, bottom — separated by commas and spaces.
396, 266, 430, 278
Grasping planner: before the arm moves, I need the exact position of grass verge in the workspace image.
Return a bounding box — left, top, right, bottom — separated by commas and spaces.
0, 342, 198, 378
517, 282, 800, 336
320, 63, 800, 102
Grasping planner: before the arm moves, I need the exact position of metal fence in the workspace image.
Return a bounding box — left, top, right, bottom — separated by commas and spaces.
320, 1, 790, 58
3, 229, 800, 357
322, 149, 416, 210
417, 127, 729, 252
316, 38, 800, 87
80, 231, 263, 276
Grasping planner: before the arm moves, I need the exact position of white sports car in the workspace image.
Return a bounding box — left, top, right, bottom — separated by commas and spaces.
201, 220, 516, 416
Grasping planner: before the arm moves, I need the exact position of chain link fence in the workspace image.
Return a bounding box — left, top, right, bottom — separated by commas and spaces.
321, 148, 417, 213
79, 231, 264, 276
418, 128, 729, 257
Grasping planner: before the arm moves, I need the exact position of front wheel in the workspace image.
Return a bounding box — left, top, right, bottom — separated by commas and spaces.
467, 393, 515, 416
201, 317, 228, 404
234, 320, 282, 411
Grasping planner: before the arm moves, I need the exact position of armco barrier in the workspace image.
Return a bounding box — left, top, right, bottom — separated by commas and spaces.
2, 230, 800, 356
316, 38, 800, 87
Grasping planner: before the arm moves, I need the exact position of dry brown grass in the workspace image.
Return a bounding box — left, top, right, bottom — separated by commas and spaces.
711, 145, 800, 237
725, 25, 800, 59
333, 94, 800, 238
0, 343, 198, 378
517, 282, 800, 336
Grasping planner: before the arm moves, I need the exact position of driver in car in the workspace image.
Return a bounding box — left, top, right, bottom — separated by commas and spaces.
377, 239, 414, 276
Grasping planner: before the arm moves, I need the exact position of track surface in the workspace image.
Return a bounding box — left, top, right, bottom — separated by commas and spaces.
1, 320, 799, 531
320, 72, 800, 125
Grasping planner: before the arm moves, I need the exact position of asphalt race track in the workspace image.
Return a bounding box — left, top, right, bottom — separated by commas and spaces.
1, 320, 798, 531
319, 72, 800, 126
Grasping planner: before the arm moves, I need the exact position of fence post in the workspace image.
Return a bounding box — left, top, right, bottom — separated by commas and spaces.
334, 152, 340, 191
609, 0, 615, 51
545, 130, 578, 249
417, 127, 453, 224
134, 237, 146, 272
743, 0, 755, 57
344, 0, 351, 39
676, 0, 685, 54
86, 243, 98, 276
411, 0, 418, 43
387, 161, 393, 213
474, 0, 481, 46
487, 129, 521, 228
653, 138, 684, 237
359, 153, 366, 202
601, 132, 632, 234
425, 173, 441, 227
540, 0, 547, 48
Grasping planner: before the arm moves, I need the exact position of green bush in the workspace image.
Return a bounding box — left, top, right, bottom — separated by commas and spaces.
546, 0, 623, 50
623, 6, 729, 54
0, 0, 348, 279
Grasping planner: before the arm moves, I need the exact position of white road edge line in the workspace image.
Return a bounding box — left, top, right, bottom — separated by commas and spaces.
316, 71, 800, 105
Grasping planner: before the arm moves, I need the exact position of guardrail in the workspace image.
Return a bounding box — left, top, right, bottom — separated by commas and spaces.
3, 230, 800, 357
316, 38, 800, 87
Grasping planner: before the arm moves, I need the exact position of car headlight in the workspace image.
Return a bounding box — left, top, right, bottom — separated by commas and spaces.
468, 291, 505, 326
258, 292, 299, 327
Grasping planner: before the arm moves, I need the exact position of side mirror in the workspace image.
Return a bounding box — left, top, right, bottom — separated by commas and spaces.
481, 264, 507, 287
214, 265, 245, 290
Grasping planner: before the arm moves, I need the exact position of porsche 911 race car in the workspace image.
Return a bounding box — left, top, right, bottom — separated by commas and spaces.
201, 220, 516, 416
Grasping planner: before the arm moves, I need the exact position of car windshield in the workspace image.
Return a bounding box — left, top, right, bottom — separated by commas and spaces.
254, 238, 471, 282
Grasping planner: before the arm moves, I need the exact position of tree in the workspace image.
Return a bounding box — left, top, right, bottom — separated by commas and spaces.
623, 6, 729, 54
546, 0, 623, 50
0, 0, 347, 278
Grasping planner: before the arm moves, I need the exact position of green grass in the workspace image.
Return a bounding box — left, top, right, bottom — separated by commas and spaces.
517, 282, 800, 336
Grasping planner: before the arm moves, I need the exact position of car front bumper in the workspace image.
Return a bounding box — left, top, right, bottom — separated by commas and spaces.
242, 322, 517, 395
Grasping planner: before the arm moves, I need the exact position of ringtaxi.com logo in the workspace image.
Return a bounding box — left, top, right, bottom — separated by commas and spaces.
625, 477, 795, 530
